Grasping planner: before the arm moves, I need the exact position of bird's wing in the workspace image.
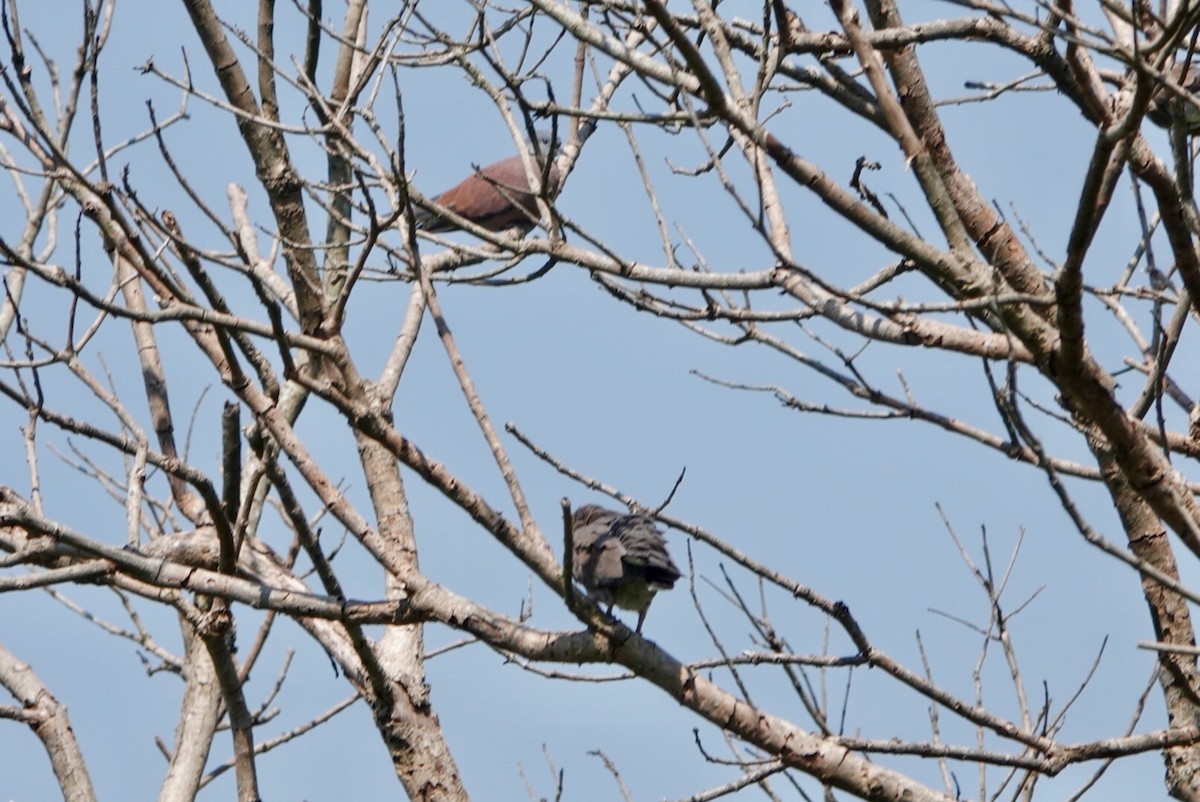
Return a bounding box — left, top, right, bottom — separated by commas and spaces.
589, 534, 629, 590
1149, 63, 1200, 131
436, 155, 547, 228
612, 516, 681, 589
416, 148, 562, 232
572, 509, 621, 591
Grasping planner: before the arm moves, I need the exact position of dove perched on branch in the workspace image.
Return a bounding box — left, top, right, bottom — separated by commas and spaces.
571, 504, 682, 633
1148, 62, 1200, 133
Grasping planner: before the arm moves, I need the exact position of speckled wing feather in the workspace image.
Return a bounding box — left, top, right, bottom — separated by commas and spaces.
608, 514, 682, 591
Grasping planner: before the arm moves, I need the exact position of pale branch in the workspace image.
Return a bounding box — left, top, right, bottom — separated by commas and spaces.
413, 254, 536, 533
0, 641, 96, 802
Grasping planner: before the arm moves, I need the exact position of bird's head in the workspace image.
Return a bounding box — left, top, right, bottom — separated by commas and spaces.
572, 504, 615, 528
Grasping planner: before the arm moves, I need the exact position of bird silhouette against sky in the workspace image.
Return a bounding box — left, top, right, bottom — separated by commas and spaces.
571, 504, 682, 633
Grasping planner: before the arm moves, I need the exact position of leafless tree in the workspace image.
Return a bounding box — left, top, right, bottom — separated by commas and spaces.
3, 0, 1200, 799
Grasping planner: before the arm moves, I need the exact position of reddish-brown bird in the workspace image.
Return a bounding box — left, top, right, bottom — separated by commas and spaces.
415, 147, 562, 233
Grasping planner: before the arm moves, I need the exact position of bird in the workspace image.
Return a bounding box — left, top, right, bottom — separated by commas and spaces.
1147, 61, 1200, 132
413, 142, 562, 233
571, 504, 682, 633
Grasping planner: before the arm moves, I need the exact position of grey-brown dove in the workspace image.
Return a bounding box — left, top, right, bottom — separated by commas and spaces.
571, 504, 681, 633
1148, 62, 1200, 132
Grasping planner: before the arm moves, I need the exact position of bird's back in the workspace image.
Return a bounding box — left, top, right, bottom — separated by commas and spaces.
609, 514, 681, 590
571, 505, 680, 593
571, 505, 621, 591
417, 152, 561, 232
570, 504, 680, 630
1148, 62, 1200, 132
